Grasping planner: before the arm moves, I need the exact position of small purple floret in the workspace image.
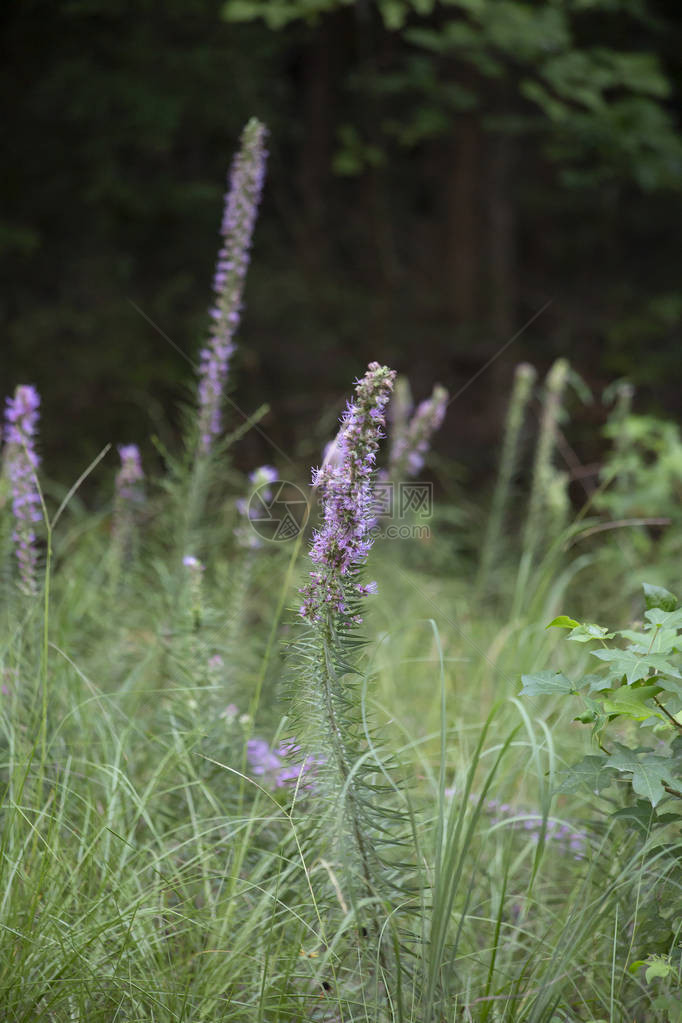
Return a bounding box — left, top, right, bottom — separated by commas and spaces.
183, 555, 204, 571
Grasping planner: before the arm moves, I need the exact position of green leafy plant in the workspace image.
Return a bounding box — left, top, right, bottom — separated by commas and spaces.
521, 582, 682, 815
596, 413, 682, 529
629, 954, 682, 1023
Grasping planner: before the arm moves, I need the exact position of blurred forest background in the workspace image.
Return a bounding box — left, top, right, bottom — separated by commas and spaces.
2, 0, 681, 487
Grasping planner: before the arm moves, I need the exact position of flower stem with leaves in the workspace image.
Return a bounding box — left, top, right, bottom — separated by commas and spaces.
196, 117, 268, 456
293, 362, 417, 1002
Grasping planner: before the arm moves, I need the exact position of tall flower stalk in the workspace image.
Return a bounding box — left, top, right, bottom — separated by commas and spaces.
520, 357, 569, 574
113, 445, 144, 529
3, 385, 42, 595
110, 444, 144, 584
388, 383, 448, 480
387, 375, 413, 461
196, 118, 268, 454
476, 362, 536, 597
292, 363, 414, 1004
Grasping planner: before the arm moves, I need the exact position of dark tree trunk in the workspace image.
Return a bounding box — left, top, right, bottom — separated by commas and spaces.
297, 19, 333, 272
446, 116, 481, 326
487, 131, 516, 342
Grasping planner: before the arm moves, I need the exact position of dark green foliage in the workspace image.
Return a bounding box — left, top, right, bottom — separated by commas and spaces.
4, 0, 682, 485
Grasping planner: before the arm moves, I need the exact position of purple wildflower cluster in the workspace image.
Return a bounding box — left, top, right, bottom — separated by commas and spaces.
300, 362, 396, 625
197, 118, 268, 452
115, 444, 144, 504
3, 385, 42, 594
389, 383, 448, 479
247, 738, 325, 791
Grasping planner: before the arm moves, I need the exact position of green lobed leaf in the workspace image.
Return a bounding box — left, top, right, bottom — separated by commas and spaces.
608, 743, 676, 806
567, 622, 614, 643
591, 647, 682, 684
554, 754, 613, 795
645, 958, 672, 983
601, 684, 665, 722
656, 677, 682, 700
644, 607, 682, 630
520, 671, 576, 697
643, 582, 678, 612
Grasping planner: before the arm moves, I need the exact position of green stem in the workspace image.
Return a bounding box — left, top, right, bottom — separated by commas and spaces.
653, 695, 682, 733
41, 520, 52, 779
317, 627, 391, 993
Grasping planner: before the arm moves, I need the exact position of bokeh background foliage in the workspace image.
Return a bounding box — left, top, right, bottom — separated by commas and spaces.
2, 0, 682, 479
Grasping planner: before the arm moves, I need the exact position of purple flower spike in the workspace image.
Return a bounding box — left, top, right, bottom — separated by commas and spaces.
4, 385, 42, 594
300, 362, 396, 625
197, 118, 268, 453
115, 444, 144, 504
389, 383, 448, 480
112, 444, 144, 555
